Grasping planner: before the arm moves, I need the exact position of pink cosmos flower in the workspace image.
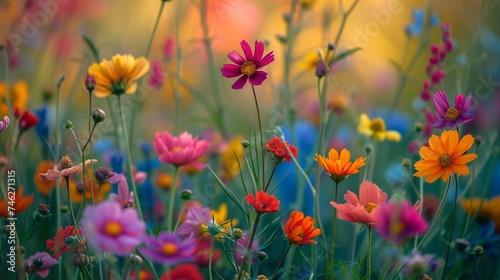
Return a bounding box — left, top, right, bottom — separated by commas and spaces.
141, 232, 196, 265
330, 181, 388, 227
221, 40, 275, 90
0, 116, 10, 133
109, 174, 135, 208
39, 159, 97, 181
148, 61, 163, 89
25, 252, 59, 278
80, 201, 145, 255
153, 131, 209, 168
176, 205, 211, 238
376, 200, 429, 245
163, 37, 174, 60
433, 91, 474, 129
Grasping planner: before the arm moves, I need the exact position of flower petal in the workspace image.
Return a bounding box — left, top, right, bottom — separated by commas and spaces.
248, 70, 267, 86
240, 40, 253, 61
221, 64, 242, 78
231, 75, 248, 90
228, 51, 245, 65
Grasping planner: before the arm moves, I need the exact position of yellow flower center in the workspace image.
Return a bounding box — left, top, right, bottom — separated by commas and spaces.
171, 146, 184, 152
445, 108, 460, 121
58, 155, 74, 170
365, 202, 379, 214
241, 61, 257, 76
161, 243, 178, 256
104, 221, 122, 236
390, 221, 405, 235
438, 153, 453, 168
369, 118, 386, 133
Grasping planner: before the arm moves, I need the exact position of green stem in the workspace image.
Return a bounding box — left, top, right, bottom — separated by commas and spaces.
167, 166, 179, 231
391, 178, 453, 279
65, 177, 78, 227
367, 226, 372, 280
264, 163, 277, 192
117, 95, 144, 221
442, 174, 459, 279
208, 237, 214, 280
238, 213, 261, 280
251, 85, 266, 190
271, 244, 292, 280
144, 1, 166, 59
329, 181, 339, 279
333, 0, 360, 49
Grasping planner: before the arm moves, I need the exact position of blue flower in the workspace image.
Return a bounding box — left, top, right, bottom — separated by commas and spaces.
34, 105, 50, 143
405, 9, 425, 37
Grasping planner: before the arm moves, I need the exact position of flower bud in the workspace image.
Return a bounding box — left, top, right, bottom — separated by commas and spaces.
401, 158, 411, 168
84, 73, 96, 93
33, 258, 43, 267
129, 254, 143, 265
64, 120, 73, 129
241, 140, 250, 148
414, 122, 423, 133
38, 204, 50, 216
327, 43, 335, 50
92, 108, 106, 123
257, 251, 268, 260
60, 205, 69, 213
180, 189, 192, 200
474, 135, 482, 146
64, 236, 76, 245
364, 143, 373, 155
315, 60, 328, 78
454, 238, 470, 252
70, 253, 90, 267
232, 228, 243, 239
473, 245, 484, 255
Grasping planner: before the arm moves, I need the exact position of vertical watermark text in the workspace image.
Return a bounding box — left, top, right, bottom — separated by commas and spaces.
6, 170, 17, 273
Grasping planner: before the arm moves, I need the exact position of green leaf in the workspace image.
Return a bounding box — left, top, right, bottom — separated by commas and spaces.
332, 47, 362, 64
206, 166, 246, 215
389, 59, 404, 74
81, 34, 100, 62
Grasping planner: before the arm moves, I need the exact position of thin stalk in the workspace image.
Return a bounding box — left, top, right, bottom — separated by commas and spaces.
264, 163, 277, 192
209, 237, 214, 280
251, 85, 266, 189
65, 177, 78, 227
237, 214, 261, 280
367, 226, 372, 280
271, 244, 292, 280
117, 95, 144, 221
167, 166, 179, 231
442, 174, 459, 279
461, 144, 479, 238
55, 75, 62, 280
333, 0, 360, 49
329, 181, 340, 279
173, 0, 183, 134
144, 1, 166, 59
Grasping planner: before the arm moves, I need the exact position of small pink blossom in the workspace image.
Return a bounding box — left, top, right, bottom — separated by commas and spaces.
0, 116, 10, 133
153, 131, 209, 168
109, 174, 135, 208
330, 181, 387, 227
376, 200, 428, 244
148, 61, 163, 89
432, 90, 474, 129
39, 159, 97, 181
25, 252, 59, 278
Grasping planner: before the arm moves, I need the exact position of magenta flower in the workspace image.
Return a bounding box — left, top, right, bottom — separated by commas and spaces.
148, 60, 163, 89
153, 131, 209, 168
432, 91, 474, 129
80, 201, 145, 255
140, 232, 196, 265
177, 205, 211, 238
221, 40, 275, 90
0, 116, 10, 134
376, 200, 428, 245
25, 252, 59, 278
109, 174, 135, 208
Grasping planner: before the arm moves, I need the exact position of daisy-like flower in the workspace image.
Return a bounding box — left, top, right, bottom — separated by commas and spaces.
432, 91, 474, 129
330, 181, 388, 227
153, 131, 209, 168
87, 54, 150, 97
315, 148, 366, 183
39, 156, 97, 181
413, 130, 477, 183
109, 174, 135, 208
80, 200, 145, 255
25, 252, 59, 278
176, 205, 211, 239
376, 200, 428, 245
141, 232, 196, 265
358, 113, 401, 142
284, 211, 321, 245
245, 190, 280, 213
46, 226, 84, 258
221, 40, 275, 90
266, 137, 298, 163
0, 185, 34, 218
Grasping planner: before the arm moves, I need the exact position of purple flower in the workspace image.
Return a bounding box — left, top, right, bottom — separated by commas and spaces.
376, 200, 428, 245
25, 252, 59, 278
433, 91, 474, 129
109, 174, 135, 208
221, 40, 275, 90
80, 201, 145, 255
402, 251, 441, 277
140, 232, 196, 265
0, 116, 10, 134
177, 205, 211, 238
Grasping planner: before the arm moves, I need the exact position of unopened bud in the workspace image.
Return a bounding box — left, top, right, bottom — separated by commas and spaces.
64, 236, 76, 245
38, 204, 50, 215
414, 122, 423, 133
129, 254, 143, 265
60, 205, 69, 213
84, 73, 96, 93
180, 189, 192, 200
364, 143, 373, 155
232, 228, 243, 239
473, 245, 484, 255
64, 120, 73, 129
257, 251, 268, 260
327, 43, 335, 50
241, 140, 250, 148
401, 158, 411, 168
474, 135, 482, 146
92, 108, 106, 123
33, 258, 43, 267
454, 238, 470, 252
70, 253, 90, 267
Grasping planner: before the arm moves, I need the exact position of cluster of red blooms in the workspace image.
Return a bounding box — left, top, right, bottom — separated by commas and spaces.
420, 23, 454, 101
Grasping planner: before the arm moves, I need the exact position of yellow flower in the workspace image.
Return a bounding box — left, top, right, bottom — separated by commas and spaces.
0, 0, 25, 44
0, 81, 29, 116
210, 203, 238, 238
414, 130, 477, 183
315, 148, 366, 183
155, 172, 180, 190
88, 54, 150, 97
358, 113, 401, 142
299, 49, 332, 71
299, 0, 316, 9
461, 196, 500, 232
220, 135, 245, 181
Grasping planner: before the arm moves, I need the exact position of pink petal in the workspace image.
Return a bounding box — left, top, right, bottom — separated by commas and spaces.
343, 190, 360, 206
248, 70, 267, 86
257, 51, 275, 68
253, 40, 264, 63
221, 64, 242, 78
232, 75, 248, 90
240, 40, 253, 61
454, 94, 465, 110
432, 91, 449, 115
228, 51, 245, 65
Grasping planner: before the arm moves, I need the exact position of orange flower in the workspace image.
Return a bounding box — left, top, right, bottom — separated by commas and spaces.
34, 161, 57, 195
315, 148, 366, 183
0, 185, 34, 218
0, 81, 29, 117
414, 130, 477, 183
461, 196, 500, 232
245, 191, 280, 213
284, 211, 321, 245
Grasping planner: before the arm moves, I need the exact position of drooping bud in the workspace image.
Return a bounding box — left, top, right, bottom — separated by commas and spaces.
92, 108, 106, 123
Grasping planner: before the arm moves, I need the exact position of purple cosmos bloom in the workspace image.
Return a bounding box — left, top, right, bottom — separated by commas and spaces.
177, 205, 211, 238
433, 91, 474, 129
140, 232, 196, 265
221, 40, 275, 90
376, 200, 428, 245
109, 174, 135, 208
0, 116, 10, 134
25, 252, 59, 278
80, 201, 145, 255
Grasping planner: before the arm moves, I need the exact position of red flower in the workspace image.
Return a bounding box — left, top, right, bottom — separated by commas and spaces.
161, 264, 203, 280
221, 40, 274, 90
46, 226, 83, 258
18, 109, 40, 131
266, 137, 298, 163
245, 190, 280, 213
194, 237, 221, 267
